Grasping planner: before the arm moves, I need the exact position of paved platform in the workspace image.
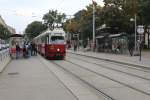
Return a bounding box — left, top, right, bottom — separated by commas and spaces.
67, 49, 150, 69
0, 56, 76, 100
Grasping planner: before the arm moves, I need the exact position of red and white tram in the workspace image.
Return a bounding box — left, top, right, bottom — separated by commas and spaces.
33, 28, 66, 59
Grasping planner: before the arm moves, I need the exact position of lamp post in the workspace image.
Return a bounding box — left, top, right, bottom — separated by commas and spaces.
130, 17, 137, 55
133, 0, 137, 55
137, 25, 144, 61
134, 14, 137, 54
92, 0, 96, 51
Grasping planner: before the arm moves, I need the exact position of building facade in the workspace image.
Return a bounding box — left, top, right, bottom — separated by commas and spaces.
0, 15, 16, 34
0, 15, 7, 27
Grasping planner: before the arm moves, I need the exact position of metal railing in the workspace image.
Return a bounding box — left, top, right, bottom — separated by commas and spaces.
0, 44, 10, 61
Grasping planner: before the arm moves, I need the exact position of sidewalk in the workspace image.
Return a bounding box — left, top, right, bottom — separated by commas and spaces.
67, 48, 150, 69
142, 51, 150, 58
0, 57, 76, 100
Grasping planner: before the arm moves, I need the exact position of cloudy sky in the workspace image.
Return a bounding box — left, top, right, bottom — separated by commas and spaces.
0, 0, 104, 33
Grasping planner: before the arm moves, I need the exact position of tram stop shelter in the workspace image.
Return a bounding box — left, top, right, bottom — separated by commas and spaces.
9, 34, 24, 59
96, 33, 128, 54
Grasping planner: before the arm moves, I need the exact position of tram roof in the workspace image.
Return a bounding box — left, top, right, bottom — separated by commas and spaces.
34, 28, 65, 39
52, 28, 65, 33
34, 29, 52, 39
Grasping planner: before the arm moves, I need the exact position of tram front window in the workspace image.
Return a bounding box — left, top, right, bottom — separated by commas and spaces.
51, 36, 64, 44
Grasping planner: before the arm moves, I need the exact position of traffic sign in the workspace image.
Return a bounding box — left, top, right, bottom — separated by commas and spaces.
137, 25, 144, 35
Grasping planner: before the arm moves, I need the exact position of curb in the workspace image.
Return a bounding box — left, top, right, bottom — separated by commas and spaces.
68, 51, 150, 70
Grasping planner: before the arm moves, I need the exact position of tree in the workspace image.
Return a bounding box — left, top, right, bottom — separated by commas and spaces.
43, 10, 57, 28
63, 3, 103, 41
63, 10, 85, 33
0, 24, 11, 40
43, 10, 66, 29
56, 13, 66, 26
25, 21, 47, 40
64, 0, 150, 42
140, 0, 150, 25
102, 0, 126, 33
79, 3, 103, 40
65, 20, 80, 33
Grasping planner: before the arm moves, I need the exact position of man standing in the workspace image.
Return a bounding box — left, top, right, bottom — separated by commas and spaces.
128, 40, 134, 56
74, 41, 77, 51
16, 43, 20, 59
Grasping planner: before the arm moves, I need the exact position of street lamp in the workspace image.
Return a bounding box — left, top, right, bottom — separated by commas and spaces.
132, 0, 138, 55
130, 16, 137, 55
92, 0, 96, 51
137, 25, 144, 61
130, 18, 134, 22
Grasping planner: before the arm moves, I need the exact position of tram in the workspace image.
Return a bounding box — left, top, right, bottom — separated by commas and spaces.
33, 28, 66, 59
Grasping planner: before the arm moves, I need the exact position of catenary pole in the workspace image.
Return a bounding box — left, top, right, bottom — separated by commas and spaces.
92, 0, 95, 51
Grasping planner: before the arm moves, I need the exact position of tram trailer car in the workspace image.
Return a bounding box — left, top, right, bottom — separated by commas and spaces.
34, 28, 66, 59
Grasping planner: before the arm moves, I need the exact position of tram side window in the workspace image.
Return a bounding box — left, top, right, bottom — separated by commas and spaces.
45, 35, 49, 44
41, 36, 45, 44
51, 36, 64, 41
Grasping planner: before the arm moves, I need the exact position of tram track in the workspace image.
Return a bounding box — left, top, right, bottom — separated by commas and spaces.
51, 59, 150, 100
39, 55, 114, 100
39, 57, 79, 100
51, 61, 115, 100
67, 55, 150, 82
38, 54, 150, 99
68, 52, 150, 71
62, 58, 150, 97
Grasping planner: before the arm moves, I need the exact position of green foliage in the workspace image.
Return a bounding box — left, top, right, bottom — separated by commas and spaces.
140, 0, 150, 25
25, 21, 47, 40
0, 24, 11, 40
61, 0, 150, 41
43, 10, 66, 29
64, 3, 103, 40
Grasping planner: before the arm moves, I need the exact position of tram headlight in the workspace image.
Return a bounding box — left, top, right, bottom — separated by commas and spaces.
57, 48, 60, 52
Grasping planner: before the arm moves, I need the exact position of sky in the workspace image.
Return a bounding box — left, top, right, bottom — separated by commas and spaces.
0, 0, 104, 33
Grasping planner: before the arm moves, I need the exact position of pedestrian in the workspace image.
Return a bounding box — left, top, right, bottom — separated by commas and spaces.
23, 43, 27, 58
128, 40, 134, 56
74, 41, 77, 51
25, 43, 30, 58
31, 42, 33, 56
16, 43, 20, 59
83, 41, 87, 52
27, 43, 32, 57
34, 44, 37, 56
32, 43, 37, 56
